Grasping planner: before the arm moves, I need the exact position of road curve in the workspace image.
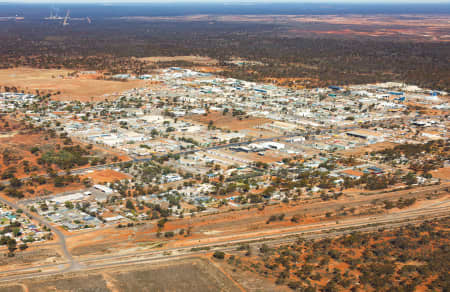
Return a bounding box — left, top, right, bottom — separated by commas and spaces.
0, 200, 447, 283
0, 196, 79, 272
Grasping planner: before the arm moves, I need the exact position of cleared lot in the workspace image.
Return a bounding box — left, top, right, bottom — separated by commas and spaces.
0, 258, 241, 292
0, 67, 147, 102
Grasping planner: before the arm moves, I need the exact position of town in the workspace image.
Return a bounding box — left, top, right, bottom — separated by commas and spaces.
0, 67, 447, 242
0, 1, 449, 290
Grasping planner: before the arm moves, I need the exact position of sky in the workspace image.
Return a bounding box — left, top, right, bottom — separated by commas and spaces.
3, 0, 450, 3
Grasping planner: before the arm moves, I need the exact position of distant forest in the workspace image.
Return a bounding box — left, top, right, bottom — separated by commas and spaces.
0, 19, 449, 90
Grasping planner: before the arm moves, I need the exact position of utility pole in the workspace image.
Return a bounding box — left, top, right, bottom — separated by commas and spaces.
63, 10, 70, 26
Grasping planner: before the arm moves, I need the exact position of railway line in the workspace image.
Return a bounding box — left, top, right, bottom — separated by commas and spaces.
0, 199, 447, 283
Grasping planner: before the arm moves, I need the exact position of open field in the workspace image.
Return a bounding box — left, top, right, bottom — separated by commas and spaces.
0, 247, 61, 269
431, 167, 450, 180
0, 257, 241, 292
288, 14, 450, 41
138, 55, 217, 65
80, 169, 131, 184
337, 141, 399, 156
122, 14, 450, 42
184, 111, 271, 132
0, 67, 147, 102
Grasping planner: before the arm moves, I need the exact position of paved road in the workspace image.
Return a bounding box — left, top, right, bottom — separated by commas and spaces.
0, 199, 447, 283
0, 124, 445, 281
0, 125, 359, 185
0, 132, 306, 186
0, 196, 80, 272
130, 131, 308, 163
75, 200, 450, 267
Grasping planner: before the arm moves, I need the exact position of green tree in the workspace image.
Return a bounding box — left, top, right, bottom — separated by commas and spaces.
213, 251, 225, 259
126, 199, 135, 210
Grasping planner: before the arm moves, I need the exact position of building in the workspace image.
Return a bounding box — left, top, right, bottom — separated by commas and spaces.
340, 169, 364, 179
93, 184, 114, 194
261, 142, 285, 150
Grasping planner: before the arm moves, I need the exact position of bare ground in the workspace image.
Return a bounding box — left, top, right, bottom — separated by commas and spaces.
0, 67, 147, 102
0, 257, 241, 292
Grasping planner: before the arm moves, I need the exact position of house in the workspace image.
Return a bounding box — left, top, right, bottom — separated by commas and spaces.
190, 108, 206, 115
346, 130, 384, 143
340, 169, 364, 179
172, 110, 186, 117
50, 193, 85, 204
366, 166, 384, 175
104, 215, 124, 222
94, 184, 114, 194
261, 142, 285, 150
162, 174, 182, 183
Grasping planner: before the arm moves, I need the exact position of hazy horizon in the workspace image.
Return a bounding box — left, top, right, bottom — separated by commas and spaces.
2, 0, 450, 3
2, 1, 449, 18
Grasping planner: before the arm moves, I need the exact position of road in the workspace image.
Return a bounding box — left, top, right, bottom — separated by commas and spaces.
0, 125, 372, 185
2, 124, 350, 186
0, 197, 447, 283
0, 132, 306, 186
0, 124, 445, 282
0, 196, 80, 272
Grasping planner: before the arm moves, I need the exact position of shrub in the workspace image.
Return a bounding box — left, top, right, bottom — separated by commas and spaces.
213, 251, 225, 259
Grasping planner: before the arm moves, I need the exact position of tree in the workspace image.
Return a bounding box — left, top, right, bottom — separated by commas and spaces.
30, 146, 40, 154
260, 244, 271, 254
7, 238, 16, 253
9, 177, 22, 188
164, 231, 174, 238
4, 188, 24, 198
157, 218, 168, 229
213, 251, 225, 259
126, 199, 135, 210
54, 176, 65, 187
291, 215, 301, 223
12, 227, 20, 237
82, 178, 92, 187
404, 172, 417, 186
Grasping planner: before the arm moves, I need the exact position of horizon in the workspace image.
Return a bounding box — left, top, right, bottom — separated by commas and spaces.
2, 0, 450, 3
2, 1, 449, 18
0, 0, 448, 288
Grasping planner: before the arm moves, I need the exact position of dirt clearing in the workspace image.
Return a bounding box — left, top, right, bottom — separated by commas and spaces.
431, 167, 450, 180
80, 169, 131, 184
184, 111, 271, 131
0, 257, 241, 292
113, 258, 240, 292
138, 55, 217, 65
0, 67, 147, 102
338, 141, 398, 156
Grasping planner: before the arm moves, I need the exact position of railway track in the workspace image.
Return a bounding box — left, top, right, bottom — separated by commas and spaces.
0, 201, 447, 283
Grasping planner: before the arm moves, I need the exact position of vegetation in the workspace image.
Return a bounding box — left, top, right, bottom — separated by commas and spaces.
0, 19, 448, 91
375, 140, 449, 172
213, 251, 225, 259
39, 145, 90, 170
226, 218, 450, 291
